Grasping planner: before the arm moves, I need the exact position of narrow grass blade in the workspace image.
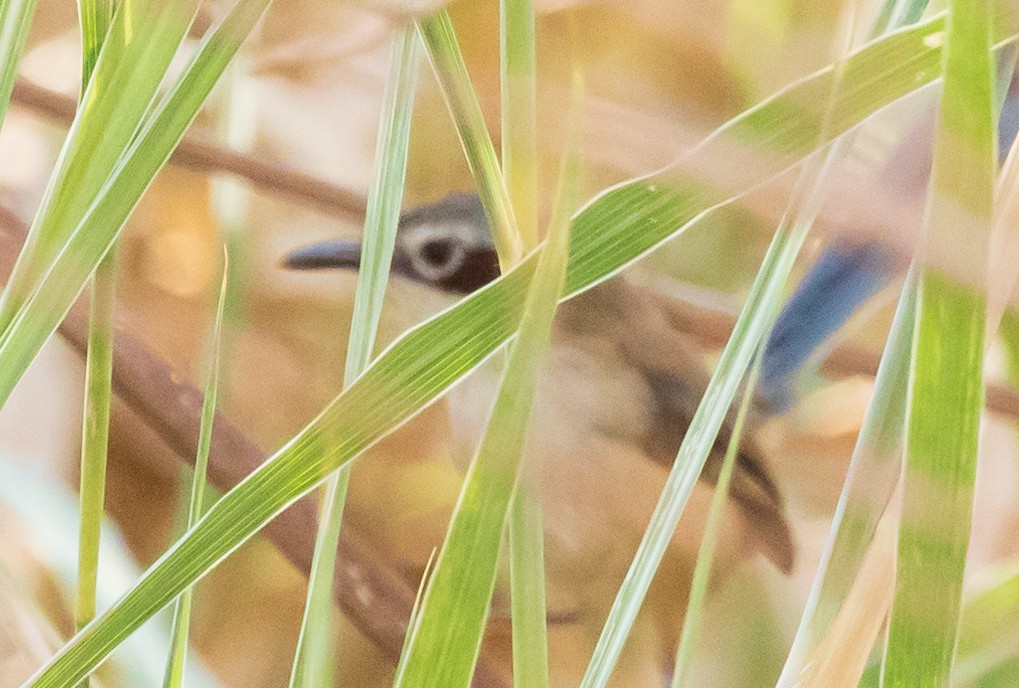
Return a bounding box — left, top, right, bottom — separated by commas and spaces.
0, 0, 199, 332
882, 0, 997, 683
670, 348, 767, 687
73, 8, 118, 688
74, 251, 117, 635
776, 272, 915, 686
505, 9, 553, 687
0, 0, 272, 419
418, 9, 522, 265
289, 23, 419, 688
393, 95, 578, 688
162, 254, 228, 688
24, 18, 1019, 685
500, 0, 537, 251
77, 0, 114, 89
0, 0, 38, 130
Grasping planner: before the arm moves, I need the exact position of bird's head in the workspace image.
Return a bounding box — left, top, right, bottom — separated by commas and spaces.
281, 192, 501, 295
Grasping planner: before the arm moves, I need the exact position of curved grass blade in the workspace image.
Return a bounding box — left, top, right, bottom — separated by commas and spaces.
418, 9, 522, 265
882, 0, 997, 683
0, 0, 38, 130
162, 256, 228, 688
23, 17, 1019, 685
289, 23, 419, 688
393, 88, 578, 688
0, 0, 198, 332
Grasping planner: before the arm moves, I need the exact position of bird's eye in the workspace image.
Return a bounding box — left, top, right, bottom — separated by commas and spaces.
421, 239, 455, 267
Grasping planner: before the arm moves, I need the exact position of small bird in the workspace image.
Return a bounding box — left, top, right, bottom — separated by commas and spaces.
284, 192, 799, 677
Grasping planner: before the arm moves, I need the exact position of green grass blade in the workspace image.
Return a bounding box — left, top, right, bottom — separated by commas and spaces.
882, 0, 997, 683
72, 6, 117, 686
500, 0, 537, 251
0, 0, 38, 130
0, 0, 198, 332
24, 19, 1019, 685
162, 255, 228, 688
418, 9, 522, 265
77, 0, 114, 89
505, 7, 550, 687
393, 96, 578, 688
74, 250, 117, 636
777, 271, 916, 686
288, 23, 419, 688
0, 0, 271, 420
670, 348, 767, 687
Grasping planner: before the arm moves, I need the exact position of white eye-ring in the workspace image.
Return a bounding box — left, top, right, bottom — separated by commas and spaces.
401, 222, 477, 281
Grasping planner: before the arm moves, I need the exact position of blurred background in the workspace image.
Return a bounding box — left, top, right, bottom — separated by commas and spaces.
2, 0, 1018, 686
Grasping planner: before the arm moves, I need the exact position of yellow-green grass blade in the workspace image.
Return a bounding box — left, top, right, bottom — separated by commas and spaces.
0, 0, 38, 130
777, 271, 916, 686
77, 0, 114, 90
0, 0, 198, 332
0, 0, 271, 425
24, 17, 1019, 685
505, 9, 557, 688
500, 0, 537, 251
73, 7, 117, 688
418, 9, 522, 266
289, 23, 419, 688
74, 251, 117, 637
883, 0, 997, 683
162, 255, 228, 688
393, 94, 578, 688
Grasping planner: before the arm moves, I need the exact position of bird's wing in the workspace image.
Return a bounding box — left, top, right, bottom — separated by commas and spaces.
611, 282, 796, 573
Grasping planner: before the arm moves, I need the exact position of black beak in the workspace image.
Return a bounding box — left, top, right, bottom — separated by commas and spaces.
281, 241, 364, 271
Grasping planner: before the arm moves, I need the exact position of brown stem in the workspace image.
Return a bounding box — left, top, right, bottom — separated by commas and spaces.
10, 79, 368, 222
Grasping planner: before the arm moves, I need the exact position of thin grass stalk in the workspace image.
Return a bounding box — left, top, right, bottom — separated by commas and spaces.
73, 8, 117, 688
211, 54, 257, 399
0, 0, 38, 129
73, 249, 116, 635
394, 91, 581, 688
288, 23, 419, 688
500, 0, 537, 251
502, 2, 548, 686
27, 20, 1018, 684
671, 346, 773, 686
882, 0, 997, 681
162, 255, 228, 688
418, 9, 522, 267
